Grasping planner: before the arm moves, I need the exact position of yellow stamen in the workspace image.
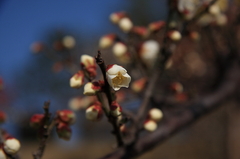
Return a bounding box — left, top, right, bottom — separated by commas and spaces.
112, 72, 126, 87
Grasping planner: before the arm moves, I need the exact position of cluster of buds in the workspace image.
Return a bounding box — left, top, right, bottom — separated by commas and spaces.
144, 108, 163, 132
56, 110, 76, 140
69, 54, 97, 89
85, 102, 103, 121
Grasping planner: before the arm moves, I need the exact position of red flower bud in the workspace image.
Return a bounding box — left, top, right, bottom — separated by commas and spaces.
56, 122, 72, 141
30, 114, 44, 128
110, 101, 122, 117
57, 110, 76, 125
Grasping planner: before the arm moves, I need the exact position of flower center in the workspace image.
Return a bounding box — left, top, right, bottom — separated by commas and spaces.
112, 72, 125, 87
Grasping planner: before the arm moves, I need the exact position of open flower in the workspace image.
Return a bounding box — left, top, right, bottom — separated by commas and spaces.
106, 64, 131, 91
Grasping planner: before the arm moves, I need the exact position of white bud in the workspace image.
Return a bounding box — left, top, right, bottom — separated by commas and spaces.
118, 18, 133, 33
4, 138, 21, 154
80, 55, 95, 68
140, 40, 160, 67
110, 12, 126, 24
106, 65, 131, 91
85, 105, 102, 121
83, 82, 96, 96
62, 36, 75, 49
99, 34, 115, 49
69, 71, 84, 88
112, 42, 127, 57
144, 120, 157, 132
169, 31, 182, 41
149, 108, 163, 122
209, 4, 220, 15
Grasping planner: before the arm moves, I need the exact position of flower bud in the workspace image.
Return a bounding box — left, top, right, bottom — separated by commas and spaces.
148, 21, 165, 32
131, 78, 147, 93
175, 92, 188, 102
30, 42, 44, 54
168, 30, 182, 41
170, 82, 184, 94
56, 122, 72, 141
83, 82, 101, 96
139, 40, 160, 67
62, 36, 76, 49
209, 4, 220, 15
112, 42, 127, 57
132, 26, 149, 38
30, 114, 44, 128
80, 54, 97, 78
110, 101, 122, 117
106, 64, 131, 91
57, 110, 76, 125
85, 103, 103, 121
69, 71, 84, 89
109, 11, 126, 24
144, 120, 157, 132
118, 17, 133, 33
0, 148, 7, 159
3, 138, 21, 154
99, 34, 116, 49
68, 96, 95, 111
189, 31, 200, 41
148, 108, 163, 122
0, 111, 6, 124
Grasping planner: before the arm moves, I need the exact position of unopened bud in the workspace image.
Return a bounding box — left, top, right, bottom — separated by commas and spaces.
85, 103, 103, 121
30, 114, 44, 128
30, 42, 44, 54
56, 122, 72, 141
132, 26, 149, 38
110, 11, 126, 24
112, 42, 127, 57
110, 101, 122, 117
80, 55, 97, 78
62, 36, 76, 49
70, 71, 84, 89
170, 82, 183, 93
148, 108, 163, 122
99, 34, 116, 49
168, 30, 182, 41
209, 4, 220, 15
144, 120, 157, 132
131, 78, 147, 93
189, 31, 200, 41
57, 110, 76, 125
148, 21, 165, 32
139, 40, 160, 67
4, 138, 21, 154
118, 17, 133, 33
0, 148, 7, 159
83, 82, 101, 96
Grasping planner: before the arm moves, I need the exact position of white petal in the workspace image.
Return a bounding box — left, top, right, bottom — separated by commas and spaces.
107, 65, 126, 75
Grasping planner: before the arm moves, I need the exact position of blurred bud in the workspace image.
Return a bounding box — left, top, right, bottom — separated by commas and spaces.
30, 42, 44, 54
132, 26, 149, 38
178, 0, 197, 20
57, 110, 76, 125
209, 4, 220, 15
0, 111, 6, 124
170, 82, 184, 94
68, 96, 95, 111
4, 138, 21, 154
120, 124, 127, 133
148, 108, 163, 122
80, 55, 97, 78
175, 92, 188, 102
215, 14, 227, 26
62, 35, 76, 49
131, 78, 147, 93
0, 148, 7, 159
85, 103, 103, 121
106, 64, 131, 91
139, 40, 160, 67
116, 90, 125, 103
52, 62, 63, 73
30, 114, 44, 128
99, 34, 116, 49
118, 17, 133, 33
189, 31, 200, 41
70, 71, 84, 89
0, 77, 3, 90
148, 21, 165, 32
83, 82, 101, 96
56, 122, 72, 141
168, 30, 182, 41
110, 101, 122, 117
144, 120, 157, 132
109, 11, 126, 24
53, 41, 64, 51
112, 42, 127, 57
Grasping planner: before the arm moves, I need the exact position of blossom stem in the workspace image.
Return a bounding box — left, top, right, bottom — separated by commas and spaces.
95, 51, 124, 147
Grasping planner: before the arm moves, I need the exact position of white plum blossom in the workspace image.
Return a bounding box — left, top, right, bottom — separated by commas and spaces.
106, 64, 131, 91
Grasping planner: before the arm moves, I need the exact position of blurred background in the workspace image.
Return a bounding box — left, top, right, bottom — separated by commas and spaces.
0, 0, 238, 159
